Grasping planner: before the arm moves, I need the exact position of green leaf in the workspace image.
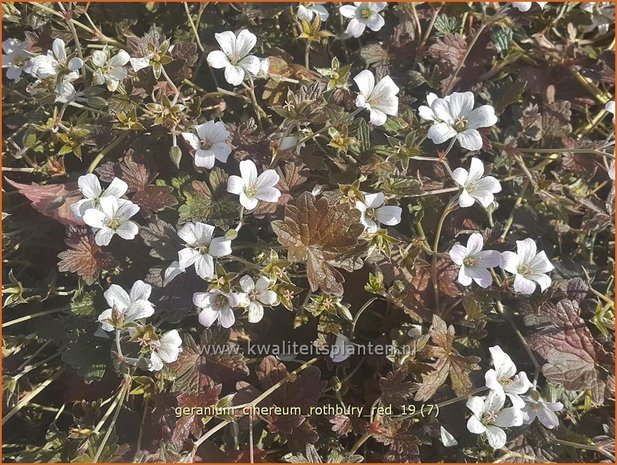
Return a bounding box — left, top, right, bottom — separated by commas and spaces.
356, 118, 371, 153
491, 26, 513, 54
61, 328, 108, 383
70, 289, 96, 317
178, 168, 240, 229
433, 14, 461, 35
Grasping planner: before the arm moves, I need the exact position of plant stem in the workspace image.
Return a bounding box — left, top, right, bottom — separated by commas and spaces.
2, 369, 64, 424
30, 2, 123, 48
443, 23, 487, 94
304, 41, 310, 69
183, 2, 205, 52
3, 306, 69, 328
87, 132, 129, 173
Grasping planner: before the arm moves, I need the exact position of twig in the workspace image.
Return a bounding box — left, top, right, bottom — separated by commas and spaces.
3, 306, 69, 328
87, 132, 129, 173
183, 3, 205, 52
2, 369, 64, 424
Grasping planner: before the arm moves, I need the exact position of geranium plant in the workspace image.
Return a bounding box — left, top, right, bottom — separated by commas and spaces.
2, 2, 614, 463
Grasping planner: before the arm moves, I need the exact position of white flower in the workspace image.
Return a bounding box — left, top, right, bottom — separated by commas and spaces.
194, 290, 241, 328
207, 30, 261, 86
182, 121, 231, 169
30, 38, 83, 80
227, 159, 281, 210
339, 3, 387, 38
609, 160, 615, 182
466, 390, 523, 450
91, 48, 130, 92
297, 2, 329, 22
451, 157, 501, 208
521, 392, 563, 429
485, 346, 533, 408
419, 92, 497, 151
2, 38, 33, 81
605, 101, 615, 124
449, 233, 501, 288
331, 334, 354, 363
239, 275, 277, 323
355, 192, 401, 233
501, 238, 554, 295
353, 70, 399, 126
70, 173, 129, 219
98, 280, 154, 331
83, 197, 140, 246
440, 426, 458, 447
511, 2, 547, 12
148, 330, 182, 371
177, 222, 232, 279
30, 38, 83, 103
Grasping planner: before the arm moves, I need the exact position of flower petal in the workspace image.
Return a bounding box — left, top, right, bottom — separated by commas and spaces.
466, 233, 484, 254
457, 129, 483, 151
449, 244, 468, 266
346, 19, 366, 37
339, 5, 357, 18
467, 157, 485, 182
104, 284, 131, 310
125, 300, 155, 321
224, 65, 245, 86
130, 280, 152, 302
447, 91, 474, 119
353, 69, 375, 97
227, 175, 244, 195
484, 425, 507, 450
494, 407, 524, 428
115, 221, 139, 240
79, 173, 103, 198
427, 122, 457, 145
95, 228, 115, 247
207, 50, 230, 69
369, 108, 387, 126
247, 301, 264, 323
83, 208, 107, 229
466, 396, 485, 418
235, 30, 257, 59
451, 167, 469, 187
255, 169, 280, 189
466, 415, 487, 435
513, 274, 537, 294
178, 247, 200, 269
255, 186, 281, 203
375, 205, 401, 226
239, 275, 255, 293
219, 308, 236, 328
195, 254, 215, 279
103, 177, 128, 198
458, 189, 476, 208
489, 345, 517, 379
209, 237, 232, 257
198, 307, 219, 327
182, 132, 200, 150
500, 251, 520, 274
239, 159, 258, 184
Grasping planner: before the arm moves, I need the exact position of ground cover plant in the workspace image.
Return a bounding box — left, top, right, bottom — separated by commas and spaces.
1, 1, 615, 462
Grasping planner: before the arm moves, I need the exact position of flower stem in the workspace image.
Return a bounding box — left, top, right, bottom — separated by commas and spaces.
87, 132, 129, 173
304, 41, 311, 69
